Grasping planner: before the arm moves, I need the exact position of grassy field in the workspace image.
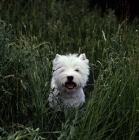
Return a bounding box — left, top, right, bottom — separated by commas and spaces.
0, 0, 139, 139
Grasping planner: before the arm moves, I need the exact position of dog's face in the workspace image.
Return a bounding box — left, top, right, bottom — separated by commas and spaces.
52, 54, 89, 92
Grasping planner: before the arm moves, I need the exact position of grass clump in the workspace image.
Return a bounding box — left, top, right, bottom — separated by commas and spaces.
0, 0, 139, 139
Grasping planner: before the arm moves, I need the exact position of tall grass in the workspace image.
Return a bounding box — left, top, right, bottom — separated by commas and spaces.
0, 0, 139, 139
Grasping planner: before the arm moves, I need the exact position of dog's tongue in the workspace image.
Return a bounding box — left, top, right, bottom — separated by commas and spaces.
67, 82, 74, 89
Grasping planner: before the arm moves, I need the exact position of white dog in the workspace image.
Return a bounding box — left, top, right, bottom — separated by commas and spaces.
48, 53, 89, 111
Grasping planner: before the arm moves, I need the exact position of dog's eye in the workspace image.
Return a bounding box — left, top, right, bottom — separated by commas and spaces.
75, 69, 79, 72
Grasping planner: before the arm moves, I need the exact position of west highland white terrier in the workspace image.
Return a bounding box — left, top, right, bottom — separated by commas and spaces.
48, 53, 89, 111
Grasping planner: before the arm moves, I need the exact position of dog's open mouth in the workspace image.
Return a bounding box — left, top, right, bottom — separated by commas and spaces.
65, 82, 76, 89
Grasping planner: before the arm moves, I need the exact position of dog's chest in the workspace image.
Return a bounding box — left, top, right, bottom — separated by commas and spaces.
61, 92, 85, 107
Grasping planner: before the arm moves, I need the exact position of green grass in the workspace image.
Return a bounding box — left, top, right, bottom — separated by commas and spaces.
0, 0, 139, 139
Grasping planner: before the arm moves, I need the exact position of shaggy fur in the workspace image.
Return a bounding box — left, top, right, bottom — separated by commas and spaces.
48, 53, 89, 111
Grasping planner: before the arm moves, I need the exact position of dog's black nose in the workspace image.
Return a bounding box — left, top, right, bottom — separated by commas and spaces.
67, 76, 73, 81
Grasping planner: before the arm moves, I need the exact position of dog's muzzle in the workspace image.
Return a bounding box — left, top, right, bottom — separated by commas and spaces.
65, 76, 76, 89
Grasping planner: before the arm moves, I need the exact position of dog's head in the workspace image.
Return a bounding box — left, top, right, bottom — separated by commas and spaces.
52, 53, 89, 92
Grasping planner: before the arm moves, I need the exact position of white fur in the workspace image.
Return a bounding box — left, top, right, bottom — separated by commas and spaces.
48, 53, 89, 111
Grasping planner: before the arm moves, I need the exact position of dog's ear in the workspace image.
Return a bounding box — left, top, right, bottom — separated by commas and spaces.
54, 54, 61, 61
53, 54, 61, 70
79, 53, 87, 60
